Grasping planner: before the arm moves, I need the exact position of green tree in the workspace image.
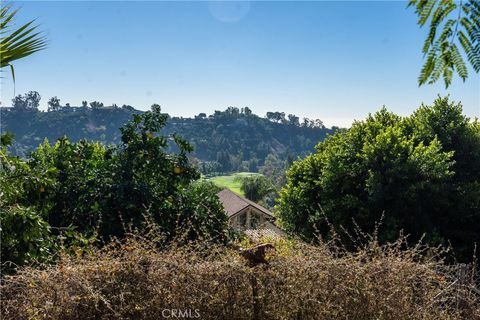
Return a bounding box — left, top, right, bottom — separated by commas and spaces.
240, 175, 275, 203
408, 0, 480, 87
277, 97, 479, 261
11, 91, 41, 111
0, 133, 55, 273
47, 96, 61, 111
22, 105, 228, 242
90, 101, 104, 109
174, 181, 231, 243
259, 153, 287, 190
0, 106, 232, 271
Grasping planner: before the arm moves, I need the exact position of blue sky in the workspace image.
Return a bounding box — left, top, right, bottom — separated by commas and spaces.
1, 1, 479, 127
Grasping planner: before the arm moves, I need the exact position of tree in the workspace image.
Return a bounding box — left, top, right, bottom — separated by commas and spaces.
0, 133, 57, 274
408, 0, 480, 87
216, 151, 231, 172
174, 181, 230, 243
11, 91, 40, 111
121, 104, 134, 111
0, 5, 47, 82
266, 111, 286, 123
82, 101, 88, 108
277, 97, 479, 261
11, 94, 27, 110
288, 114, 300, 126
225, 107, 240, 116
259, 153, 287, 189
301, 117, 310, 127
240, 175, 275, 204
0, 107, 233, 271
313, 119, 324, 128
25, 91, 41, 110
90, 101, 104, 109
5, 105, 230, 243
47, 96, 61, 112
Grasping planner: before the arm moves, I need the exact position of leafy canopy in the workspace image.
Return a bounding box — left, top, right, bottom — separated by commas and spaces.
240, 175, 275, 204
277, 97, 480, 261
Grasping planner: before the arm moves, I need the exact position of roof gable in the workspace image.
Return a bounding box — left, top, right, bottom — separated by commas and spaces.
216, 188, 274, 218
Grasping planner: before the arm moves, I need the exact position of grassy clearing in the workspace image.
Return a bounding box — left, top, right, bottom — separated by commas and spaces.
208, 172, 261, 195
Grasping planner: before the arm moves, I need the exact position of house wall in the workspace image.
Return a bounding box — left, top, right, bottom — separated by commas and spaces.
229, 207, 268, 230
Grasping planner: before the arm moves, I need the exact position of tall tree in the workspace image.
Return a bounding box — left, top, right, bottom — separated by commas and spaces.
11, 94, 27, 110
11, 91, 40, 111
25, 91, 41, 110
240, 175, 275, 203
47, 96, 61, 112
90, 101, 104, 109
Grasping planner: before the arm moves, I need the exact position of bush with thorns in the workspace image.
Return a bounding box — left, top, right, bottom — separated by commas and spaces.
1, 231, 479, 320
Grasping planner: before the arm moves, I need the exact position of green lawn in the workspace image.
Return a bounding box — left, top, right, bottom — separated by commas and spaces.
208, 172, 261, 196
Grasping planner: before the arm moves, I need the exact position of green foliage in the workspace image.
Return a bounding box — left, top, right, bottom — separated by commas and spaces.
0, 5, 47, 81
0, 205, 52, 273
96, 104, 200, 239
259, 153, 289, 190
1, 101, 335, 173
1, 132, 53, 273
409, 0, 480, 87
173, 181, 231, 244
0, 107, 231, 272
240, 175, 276, 204
27, 138, 108, 233
277, 97, 480, 261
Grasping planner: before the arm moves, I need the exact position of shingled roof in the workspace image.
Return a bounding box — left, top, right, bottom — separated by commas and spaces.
216, 188, 275, 219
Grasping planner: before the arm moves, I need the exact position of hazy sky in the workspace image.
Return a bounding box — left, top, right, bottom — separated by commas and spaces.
1, 1, 479, 127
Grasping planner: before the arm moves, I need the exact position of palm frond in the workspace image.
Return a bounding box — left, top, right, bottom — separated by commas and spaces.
0, 4, 46, 77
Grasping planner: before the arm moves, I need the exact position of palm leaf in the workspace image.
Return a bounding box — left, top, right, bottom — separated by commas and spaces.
0, 4, 46, 79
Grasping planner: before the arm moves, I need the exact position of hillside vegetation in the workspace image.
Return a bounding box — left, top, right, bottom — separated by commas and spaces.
1, 96, 335, 174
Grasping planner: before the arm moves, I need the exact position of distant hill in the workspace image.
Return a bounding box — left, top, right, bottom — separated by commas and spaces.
1, 106, 337, 173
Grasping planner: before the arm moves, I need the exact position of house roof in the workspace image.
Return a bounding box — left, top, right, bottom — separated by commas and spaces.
216, 188, 275, 219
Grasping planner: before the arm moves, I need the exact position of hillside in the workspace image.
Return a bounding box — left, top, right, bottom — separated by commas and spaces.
1, 106, 336, 172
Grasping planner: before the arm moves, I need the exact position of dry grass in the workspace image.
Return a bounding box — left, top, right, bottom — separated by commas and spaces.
1, 234, 479, 320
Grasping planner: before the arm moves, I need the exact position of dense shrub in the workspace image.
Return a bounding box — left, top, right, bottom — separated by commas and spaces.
1, 235, 478, 319
277, 97, 480, 261
0, 205, 53, 272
